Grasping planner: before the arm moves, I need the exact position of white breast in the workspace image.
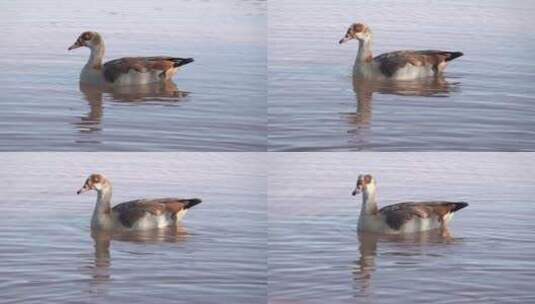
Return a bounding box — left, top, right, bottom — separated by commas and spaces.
80, 66, 105, 85
91, 210, 117, 230
358, 215, 387, 233
354, 62, 386, 80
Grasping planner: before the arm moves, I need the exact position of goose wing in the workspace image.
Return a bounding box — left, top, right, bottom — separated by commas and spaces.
103, 57, 194, 83
379, 201, 468, 230
374, 50, 463, 77
112, 198, 202, 228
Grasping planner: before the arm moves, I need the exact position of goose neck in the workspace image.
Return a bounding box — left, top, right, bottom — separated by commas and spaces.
86, 43, 105, 69
361, 186, 378, 215
95, 186, 112, 215
356, 38, 373, 64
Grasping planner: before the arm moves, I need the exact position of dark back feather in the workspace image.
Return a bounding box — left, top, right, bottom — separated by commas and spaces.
103, 57, 194, 83
379, 201, 468, 230
112, 198, 202, 228
375, 50, 463, 77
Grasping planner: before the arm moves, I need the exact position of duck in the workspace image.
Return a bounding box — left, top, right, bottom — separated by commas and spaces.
68, 31, 193, 86
339, 23, 463, 80
352, 174, 468, 235
77, 174, 202, 230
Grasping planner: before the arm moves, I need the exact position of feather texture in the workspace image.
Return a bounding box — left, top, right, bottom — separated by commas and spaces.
69, 31, 193, 86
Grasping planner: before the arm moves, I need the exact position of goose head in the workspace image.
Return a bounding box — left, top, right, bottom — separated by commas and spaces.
339, 23, 372, 44
77, 173, 111, 194
68, 31, 103, 51
352, 174, 375, 196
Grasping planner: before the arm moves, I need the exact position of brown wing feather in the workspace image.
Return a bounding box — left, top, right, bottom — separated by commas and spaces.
103, 57, 193, 83
379, 201, 468, 230
112, 198, 192, 228
374, 50, 462, 77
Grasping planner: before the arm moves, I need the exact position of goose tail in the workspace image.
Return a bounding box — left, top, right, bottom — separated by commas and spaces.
450, 202, 468, 212
172, 57, 194, 67
445, 52, 464, 62
183, 198, 202, 209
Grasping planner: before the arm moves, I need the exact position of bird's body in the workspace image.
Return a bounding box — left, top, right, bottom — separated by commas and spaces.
352, 174, 468, 235
339, 23, 463, 80
69, 31, 193, 86
78, 174, 201, 231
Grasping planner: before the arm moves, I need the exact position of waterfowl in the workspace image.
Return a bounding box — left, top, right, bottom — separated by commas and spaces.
352, 174, 468, 235
77, 174, 202, 230
339, 23, 463, 80
68, 31, 193, 86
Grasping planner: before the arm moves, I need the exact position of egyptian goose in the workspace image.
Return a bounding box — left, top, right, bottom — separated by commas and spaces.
68, 31, 193, 86
339, 23, 463, 80
352, 174, 468, 235
77, 174, 202, 230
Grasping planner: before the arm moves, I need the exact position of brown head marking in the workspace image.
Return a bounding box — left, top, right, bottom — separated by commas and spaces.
352, 23, 365, 34
358, 174, 373, 187
77, 173, 109, 194
339, 23, 370, 44
68, 31, 100, 51
81, 31, 94, 41
352, 174, 374, 196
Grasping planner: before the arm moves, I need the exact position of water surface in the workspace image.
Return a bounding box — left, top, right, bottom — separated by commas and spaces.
268, 0, 535, 151
268, 153, 535, 303
0, 153, 266, 303
0, 0, 266, 151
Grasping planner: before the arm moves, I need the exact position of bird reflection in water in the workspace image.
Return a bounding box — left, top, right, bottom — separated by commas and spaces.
73, 81, 189, 138
352, 230, 458, 297
89, 226, 189, 288
347, 76, 458, 145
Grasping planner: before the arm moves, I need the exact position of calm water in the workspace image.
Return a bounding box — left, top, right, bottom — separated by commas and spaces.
0, 0, 266, 151
268, 153, 535, 303
268, 0, 535, 151
0, 153, 266, 303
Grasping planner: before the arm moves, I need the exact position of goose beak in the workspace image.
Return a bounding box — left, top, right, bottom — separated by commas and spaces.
77, 186, 90, 195
68, 43, 82, 51
339, 36, 351, 44
352, 185, 362, 196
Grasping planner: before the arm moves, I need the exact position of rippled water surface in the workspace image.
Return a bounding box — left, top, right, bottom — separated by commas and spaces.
268, 153, 535, 303
268, 0, 535, 151
0, 0, 266, 151
0, 153, 266, 303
